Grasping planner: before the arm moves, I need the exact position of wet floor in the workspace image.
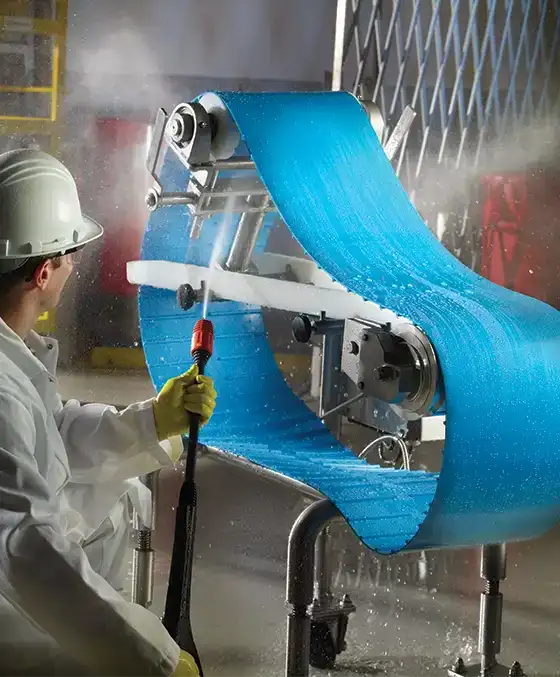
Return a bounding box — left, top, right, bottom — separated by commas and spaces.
59, 370, 560, 676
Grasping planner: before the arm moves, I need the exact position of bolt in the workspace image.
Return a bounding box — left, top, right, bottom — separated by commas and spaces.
145, 190, 158, 210
347, 340, 359, 355
509, 662, 524, 677
357, 381, 365, 390
169, 112, 195, 144
199, 120, 208, 128
451, 657, 466, 675
340, 593, 353, 608
374, 365, 399, 381
136, 529, 152, 550
361, 332, 370, 342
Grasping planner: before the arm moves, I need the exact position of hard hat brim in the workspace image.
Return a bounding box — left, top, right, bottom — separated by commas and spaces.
0, 215, 104, 275
81, 214, 104, 247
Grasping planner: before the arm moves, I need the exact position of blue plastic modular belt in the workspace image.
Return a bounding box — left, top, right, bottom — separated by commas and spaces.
139, 91, 560, 554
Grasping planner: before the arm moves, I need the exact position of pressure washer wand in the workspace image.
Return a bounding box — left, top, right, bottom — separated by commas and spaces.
162, 318, 214, 677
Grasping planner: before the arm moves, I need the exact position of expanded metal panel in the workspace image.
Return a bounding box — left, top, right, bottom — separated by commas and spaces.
332, 0, 560, 268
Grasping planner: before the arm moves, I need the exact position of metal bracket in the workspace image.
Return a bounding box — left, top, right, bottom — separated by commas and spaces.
146, 107, 169, 185
341, 318, 442, 420
384, 105, 417, 161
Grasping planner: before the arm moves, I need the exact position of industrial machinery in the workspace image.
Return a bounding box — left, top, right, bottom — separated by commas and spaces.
136, 93, 444, 451
125, 91, 544, 677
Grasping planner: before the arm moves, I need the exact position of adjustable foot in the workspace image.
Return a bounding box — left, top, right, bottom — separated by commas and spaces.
308, 593, 356, 669
131, 471, 159, 608
448, 659, 525, 676
309, 621, 336, 670
306, 526, 355, 670
286, 499, 354, 677
448, 545, 525, 677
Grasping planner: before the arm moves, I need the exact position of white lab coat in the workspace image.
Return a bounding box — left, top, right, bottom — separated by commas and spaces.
0, 318, 180, 675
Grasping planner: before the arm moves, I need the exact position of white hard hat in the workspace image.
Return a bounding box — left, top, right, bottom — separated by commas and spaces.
0, 149, 103, 274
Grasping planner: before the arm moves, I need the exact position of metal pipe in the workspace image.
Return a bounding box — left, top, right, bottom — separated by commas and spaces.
384, 106, 417, 162
332, 0, 349, 91
146, 190, 197, 211
225, 195, 269, 272
478, 543, 506, 673
193, 205, 275, 217
313, 527, 332, 605
286, 499, 340, 677
212, 158, 255, 170
131, 547, 154, 608
320, 392, 365, 421
190, 168, 219, 238
131, 471, 159, 607
198, 188, 268, 199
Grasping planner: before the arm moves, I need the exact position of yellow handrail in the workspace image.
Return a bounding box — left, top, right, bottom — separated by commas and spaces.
0, 85, 53, 93
0, 15, 65, 35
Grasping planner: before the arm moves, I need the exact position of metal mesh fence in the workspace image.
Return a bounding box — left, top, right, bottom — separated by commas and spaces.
333, 0, 560, 267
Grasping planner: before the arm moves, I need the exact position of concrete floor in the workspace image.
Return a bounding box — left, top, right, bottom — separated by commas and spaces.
58, 369, 560, 677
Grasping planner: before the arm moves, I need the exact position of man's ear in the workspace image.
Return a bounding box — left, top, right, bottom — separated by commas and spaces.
32, 260, 52, 291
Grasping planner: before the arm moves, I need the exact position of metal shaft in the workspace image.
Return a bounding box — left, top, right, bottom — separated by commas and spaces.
225, 194, 269, 272
313, 527, 332, 605
146, 190, 197, 211
132, 547, 154, 608
131, 471, 159, 608
190, 168, 218, 238
332, 0, 349, 91
478, 543, 507, 674
319, 330, 344, 438
286, 499, 339, 677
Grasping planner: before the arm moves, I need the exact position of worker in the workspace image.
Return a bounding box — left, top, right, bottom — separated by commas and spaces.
0, 149, 215, 676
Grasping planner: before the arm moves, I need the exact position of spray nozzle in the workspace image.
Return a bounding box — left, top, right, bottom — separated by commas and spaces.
191, 319, 214, 373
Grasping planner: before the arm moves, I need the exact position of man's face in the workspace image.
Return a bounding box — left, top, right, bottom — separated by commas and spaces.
34, 251, 79, 312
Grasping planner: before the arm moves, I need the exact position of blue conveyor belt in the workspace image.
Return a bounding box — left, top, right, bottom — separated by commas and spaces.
139, 91, 560, 554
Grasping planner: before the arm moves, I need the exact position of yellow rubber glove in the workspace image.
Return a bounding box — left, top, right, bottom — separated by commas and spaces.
172, 650, 200, 676
152, 364, 217, 442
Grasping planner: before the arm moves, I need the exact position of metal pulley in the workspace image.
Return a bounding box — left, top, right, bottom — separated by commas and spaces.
341, 318, 443, 418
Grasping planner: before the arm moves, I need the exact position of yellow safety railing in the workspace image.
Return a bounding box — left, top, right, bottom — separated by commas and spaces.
0, 0, 68, 334
0, 1, 67, 148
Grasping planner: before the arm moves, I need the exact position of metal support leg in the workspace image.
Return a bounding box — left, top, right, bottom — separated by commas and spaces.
286, 500, 355, 677
131, 471, 159, 607
479, 544, 506, 674
286, 499, 339, 677
449, 544, 525, 677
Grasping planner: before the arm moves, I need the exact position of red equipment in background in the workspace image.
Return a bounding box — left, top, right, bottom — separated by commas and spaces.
95, 118, 151, 297
480, 172, 560, 308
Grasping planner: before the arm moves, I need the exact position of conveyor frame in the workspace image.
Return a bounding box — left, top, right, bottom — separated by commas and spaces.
125, 441, 523, 677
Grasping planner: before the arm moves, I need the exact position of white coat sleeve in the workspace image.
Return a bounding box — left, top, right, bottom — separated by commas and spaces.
54, 397, 180, 484
0, 393, 180, 676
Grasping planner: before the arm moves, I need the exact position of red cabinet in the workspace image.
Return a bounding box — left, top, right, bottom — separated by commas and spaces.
480, 172, 560, 308
95, 118, 151, 297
